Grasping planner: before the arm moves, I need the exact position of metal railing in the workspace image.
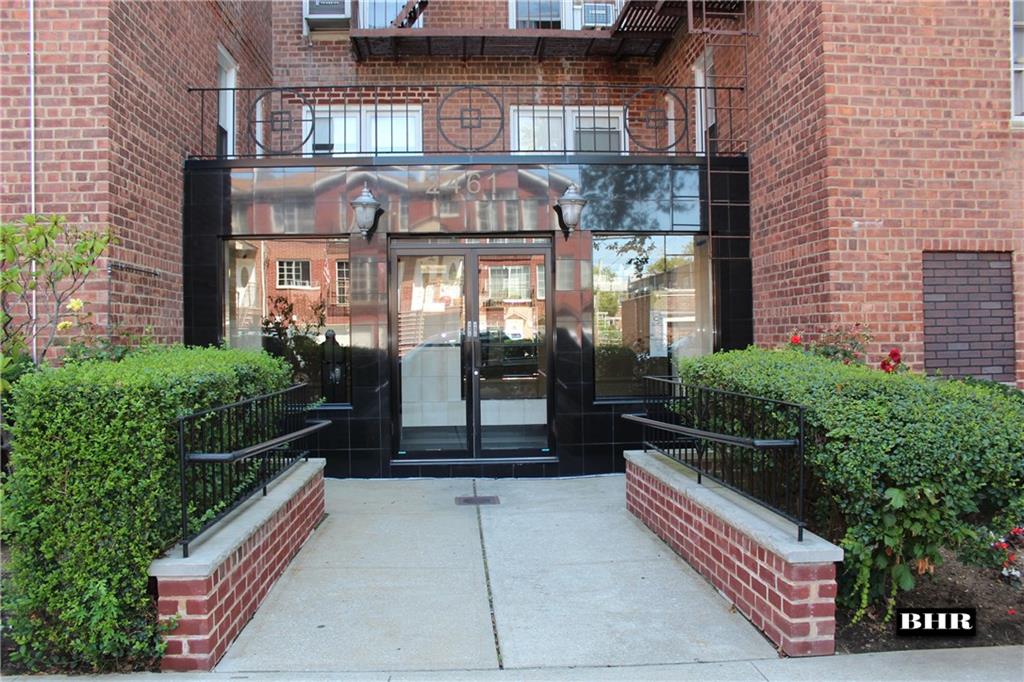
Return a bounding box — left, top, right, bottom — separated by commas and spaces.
188, 83, 746, 160
177, 384, 329, 557
623, 376, 807, 540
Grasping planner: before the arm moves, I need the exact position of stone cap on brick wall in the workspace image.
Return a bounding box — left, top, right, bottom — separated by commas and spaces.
150, 458, 326, 579
625, 450, 843, 564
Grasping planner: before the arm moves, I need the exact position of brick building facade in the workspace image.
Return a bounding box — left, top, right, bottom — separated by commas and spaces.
2, 0, 272, 342
2, 0, 1021, 476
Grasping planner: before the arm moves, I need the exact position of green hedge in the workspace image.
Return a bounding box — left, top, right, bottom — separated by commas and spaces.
677, 348, 1024, 617
3, 347, 291, 671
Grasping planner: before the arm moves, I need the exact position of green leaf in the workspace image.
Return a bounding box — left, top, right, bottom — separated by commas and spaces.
884, 488, 907, 509
892, 563, 915, 591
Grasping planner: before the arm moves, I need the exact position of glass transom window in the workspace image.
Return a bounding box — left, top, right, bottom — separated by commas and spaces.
511, 106, 626, 154
304, 106, 423, 156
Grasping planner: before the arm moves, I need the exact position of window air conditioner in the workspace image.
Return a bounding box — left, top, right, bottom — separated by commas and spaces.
304, 0, 351, 30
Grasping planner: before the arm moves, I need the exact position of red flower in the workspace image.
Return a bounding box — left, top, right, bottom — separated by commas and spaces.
880, 359, 894, 373
1009, 608, 1017, 616
1011, 527, 1024, 536
1008, 553, 1017, 563
994, 541, 1010, 550
889, 348, 901, 363
790, 334, 802, 345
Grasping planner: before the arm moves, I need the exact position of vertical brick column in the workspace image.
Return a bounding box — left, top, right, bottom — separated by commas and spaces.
625, 452, 842, 657
151, 461, 325, 671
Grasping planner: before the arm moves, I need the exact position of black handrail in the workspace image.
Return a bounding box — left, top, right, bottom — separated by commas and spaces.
623, 375, 808, 540
177, 383, 329, 557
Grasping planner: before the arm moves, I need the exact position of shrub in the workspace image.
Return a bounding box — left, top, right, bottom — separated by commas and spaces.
677, 347, 1024, 618
797, 323, 873, 365
3, 346, 290, 671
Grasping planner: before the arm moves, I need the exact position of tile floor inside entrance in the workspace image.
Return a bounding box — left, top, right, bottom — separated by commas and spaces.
216, 476, 777, 674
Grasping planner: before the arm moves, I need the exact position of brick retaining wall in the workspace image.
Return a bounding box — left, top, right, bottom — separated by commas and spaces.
625, 451, 842, 657
151, 460, 325, 671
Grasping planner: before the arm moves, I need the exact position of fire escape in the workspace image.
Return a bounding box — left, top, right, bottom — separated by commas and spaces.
346, 0, 746, 62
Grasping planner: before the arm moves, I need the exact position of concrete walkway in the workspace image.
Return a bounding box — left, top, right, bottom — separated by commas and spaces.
216, 475, 777, 674
7, 475, 1022, 680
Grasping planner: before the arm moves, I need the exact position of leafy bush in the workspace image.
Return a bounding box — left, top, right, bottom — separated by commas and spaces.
1, 215, 112, 363
3, 347, 290, 671
677, 348, 1024, 618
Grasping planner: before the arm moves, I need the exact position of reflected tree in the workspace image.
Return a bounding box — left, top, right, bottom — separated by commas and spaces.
580, 164, 671, 233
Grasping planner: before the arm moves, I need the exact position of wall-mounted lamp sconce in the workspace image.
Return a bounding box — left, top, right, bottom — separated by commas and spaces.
351, 183, 384, 240
553, 183, 587, 240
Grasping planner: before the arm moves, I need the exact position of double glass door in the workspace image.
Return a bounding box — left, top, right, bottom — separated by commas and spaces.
391, 242, 551, 460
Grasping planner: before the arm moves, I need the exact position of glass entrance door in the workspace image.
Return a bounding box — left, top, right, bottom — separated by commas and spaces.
394, 254, 470, 456
476, 254, 548, 454
392, 243, 552, 460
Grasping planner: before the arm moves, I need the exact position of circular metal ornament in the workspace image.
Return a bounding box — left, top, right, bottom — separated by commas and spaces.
436, 85, 504, 152
624, 86, 689, 153
247, 88, 316, 156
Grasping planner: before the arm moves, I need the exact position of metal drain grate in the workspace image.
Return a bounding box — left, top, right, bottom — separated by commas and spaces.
455, 495, 500, 506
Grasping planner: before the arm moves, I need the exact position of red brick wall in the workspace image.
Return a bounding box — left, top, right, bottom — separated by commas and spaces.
1, 1, 114, 336
1, 0, 272, 347
104, 0, 272, 342
711, 0, 1023, 383
744, 1, 834, 347
155, 469, 325, 672
818, 0, 1023, 381
626, 459, 838, 657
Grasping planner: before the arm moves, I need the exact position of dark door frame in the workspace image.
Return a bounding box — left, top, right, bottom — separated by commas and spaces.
387, 236, 556, 465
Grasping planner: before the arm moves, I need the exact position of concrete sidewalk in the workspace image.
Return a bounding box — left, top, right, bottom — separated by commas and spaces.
10, 645, 1024, 681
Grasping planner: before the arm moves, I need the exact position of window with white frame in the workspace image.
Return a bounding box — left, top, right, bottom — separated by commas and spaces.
488, 265, 531, 301
335, 260, 350, 304
1014, 1, 1024, 118
510, 106, 626, 153
508, 0, 620, 30
254, 98, 266, 158
477, 201, 499, 230
277, 259, 311, 288
438, 192, 460, 217
272, 203, 314, 233
216, 46, 237, 158
536, 263, 546, 300
359, 0, 422, 28
512, 0, 562, 28
304, 106, 423, 156
693, 47, 716, 154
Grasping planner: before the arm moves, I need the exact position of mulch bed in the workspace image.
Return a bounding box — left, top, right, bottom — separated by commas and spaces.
837, 549, 1024, 653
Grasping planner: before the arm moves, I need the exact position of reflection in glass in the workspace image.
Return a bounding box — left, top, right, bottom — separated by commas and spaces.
224, 238, 351, 401
396, 255, 469, 453
478, 255, 548, 451
592, 235, 713, 396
